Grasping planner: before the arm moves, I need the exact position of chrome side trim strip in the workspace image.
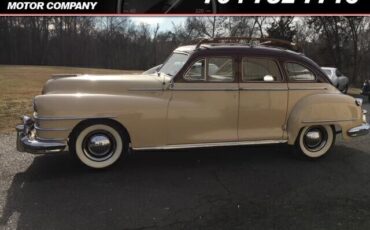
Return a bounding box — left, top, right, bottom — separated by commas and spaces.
34, 115, 116, 121
289, 88, 328, 91
35, 125, 70, 132
128, 88, 164, 92
171, 88, 239, 92
240, 88, 287, 91
302, 119, 356, 124
133, 140, 288, 151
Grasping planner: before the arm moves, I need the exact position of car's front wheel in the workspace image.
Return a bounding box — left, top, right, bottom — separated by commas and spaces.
295, 125, 336, 159
69, 122, 127, 169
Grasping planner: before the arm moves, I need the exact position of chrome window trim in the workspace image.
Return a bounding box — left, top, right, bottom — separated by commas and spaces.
133, 140, 288, 151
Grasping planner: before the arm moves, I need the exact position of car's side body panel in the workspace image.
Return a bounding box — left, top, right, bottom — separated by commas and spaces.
238, 82, 288, 141
167, 82, 239, 145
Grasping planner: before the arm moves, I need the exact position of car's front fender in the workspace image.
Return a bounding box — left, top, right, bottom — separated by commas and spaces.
34, 92, 171, 148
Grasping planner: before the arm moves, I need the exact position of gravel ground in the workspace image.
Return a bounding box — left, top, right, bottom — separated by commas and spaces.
0, 103, 369, 230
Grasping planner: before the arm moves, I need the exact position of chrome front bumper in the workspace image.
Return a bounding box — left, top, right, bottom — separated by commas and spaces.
348, 123, 370, 137
16, 116, 66, 154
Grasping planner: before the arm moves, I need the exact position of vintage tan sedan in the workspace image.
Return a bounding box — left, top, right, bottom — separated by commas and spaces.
16, 38, 370, 169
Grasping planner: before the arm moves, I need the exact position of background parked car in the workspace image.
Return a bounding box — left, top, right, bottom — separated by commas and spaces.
322, 67, 350, 94
362, 80, 370, 102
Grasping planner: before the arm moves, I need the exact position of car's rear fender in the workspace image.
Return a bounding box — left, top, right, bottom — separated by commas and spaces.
286, 93, 363, 145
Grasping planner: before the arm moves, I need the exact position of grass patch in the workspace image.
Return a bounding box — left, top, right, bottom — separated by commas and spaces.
348, 87, 362, 96
0, 65, 140, 132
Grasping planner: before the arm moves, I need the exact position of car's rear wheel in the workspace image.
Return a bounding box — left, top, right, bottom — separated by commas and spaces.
69, 122, 127, 169
295, 125, 336, 159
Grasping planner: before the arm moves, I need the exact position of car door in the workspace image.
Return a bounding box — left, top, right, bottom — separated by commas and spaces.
238, 57, 288, 141
167, 56, 239, 145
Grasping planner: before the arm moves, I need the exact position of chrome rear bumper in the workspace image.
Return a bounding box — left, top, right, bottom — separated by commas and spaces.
348, 123, 370, 137
16, 116, 66, 154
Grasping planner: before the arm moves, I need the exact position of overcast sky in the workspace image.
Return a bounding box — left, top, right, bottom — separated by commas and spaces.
130, 17, 187, 31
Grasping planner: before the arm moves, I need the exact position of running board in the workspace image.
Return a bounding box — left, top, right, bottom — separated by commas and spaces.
133, 140, 288, 151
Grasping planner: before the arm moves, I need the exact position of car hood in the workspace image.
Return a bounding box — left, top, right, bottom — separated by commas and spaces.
42, 74, 165, 95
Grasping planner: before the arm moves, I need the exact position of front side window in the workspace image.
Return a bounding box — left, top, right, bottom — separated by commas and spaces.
184, 59, 206, 81
242, 58, 281, 82
184, 57, 234, 82
285, 63, 316, 81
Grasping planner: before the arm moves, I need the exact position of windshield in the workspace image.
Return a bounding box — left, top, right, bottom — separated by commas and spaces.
159, 52, 189, 77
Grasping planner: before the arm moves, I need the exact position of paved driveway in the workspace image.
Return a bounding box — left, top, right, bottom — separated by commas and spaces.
1, 103, 369, 230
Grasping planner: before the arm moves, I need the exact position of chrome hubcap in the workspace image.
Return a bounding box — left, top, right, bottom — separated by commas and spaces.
303, 127, 328, 152
83, 131, 116, 162
87, 134, 112, 156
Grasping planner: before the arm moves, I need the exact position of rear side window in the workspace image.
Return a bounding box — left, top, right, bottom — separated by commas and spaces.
242, 58, 281, 82
208, 57, 234, 82
285, 63, 316, 81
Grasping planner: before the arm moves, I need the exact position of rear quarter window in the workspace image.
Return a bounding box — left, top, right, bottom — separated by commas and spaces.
285, 62, 316, 82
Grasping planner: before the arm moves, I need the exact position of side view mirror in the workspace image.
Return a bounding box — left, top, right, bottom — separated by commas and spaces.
263, 75, 275, 82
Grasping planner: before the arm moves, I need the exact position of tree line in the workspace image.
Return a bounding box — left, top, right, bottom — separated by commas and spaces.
0, 16, 369, 85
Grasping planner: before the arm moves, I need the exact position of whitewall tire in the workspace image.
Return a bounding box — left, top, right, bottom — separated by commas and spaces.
71, 123, 125, 169
296, 125, 335, 159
